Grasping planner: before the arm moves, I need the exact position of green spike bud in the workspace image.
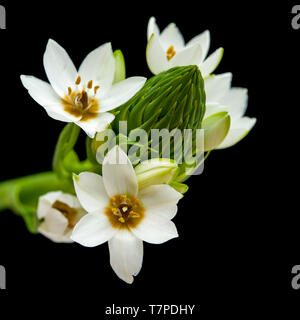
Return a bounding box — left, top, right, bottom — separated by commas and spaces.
109, 66, 206, 182
111, 65, 206, 134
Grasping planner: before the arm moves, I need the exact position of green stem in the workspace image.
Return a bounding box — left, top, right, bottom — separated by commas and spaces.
52, 123, 81, 178
0, 171, 74, 233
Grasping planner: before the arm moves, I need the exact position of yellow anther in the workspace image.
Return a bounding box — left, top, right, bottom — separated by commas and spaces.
166, 45, 176, 61
94, 85, 100, 94
75, 76, 81, 85
111, 208, 119, 216
87, 80, 93, 89
118, 217, 126, 223
129, 211, 140, 218
68, 87, 72, 95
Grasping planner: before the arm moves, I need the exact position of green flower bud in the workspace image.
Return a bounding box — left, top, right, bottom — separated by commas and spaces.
112, 65, 205, 133
110, 66, 206, 182
135, 158, 178, 190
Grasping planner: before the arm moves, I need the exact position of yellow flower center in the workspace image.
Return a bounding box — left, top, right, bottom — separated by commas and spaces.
52, 200, 78, 229
166, 45, 176, 61
105, 194, 144, 229
61, 76, 100, 122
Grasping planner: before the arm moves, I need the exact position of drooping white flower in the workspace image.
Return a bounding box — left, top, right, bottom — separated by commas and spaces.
204, 73, 256, 148
20, 39, 146, 138
37, 191, 86, 243
146, 17, 223, 77
71, 146, 181, 284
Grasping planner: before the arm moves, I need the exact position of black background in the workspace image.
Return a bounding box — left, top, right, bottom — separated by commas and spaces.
0, 0, 295, 317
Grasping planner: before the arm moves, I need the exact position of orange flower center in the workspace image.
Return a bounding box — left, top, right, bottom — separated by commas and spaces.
52, 200, 78, 229
166, 45, 176, 61
105, 194, 144, 229
61, 76, 100, 122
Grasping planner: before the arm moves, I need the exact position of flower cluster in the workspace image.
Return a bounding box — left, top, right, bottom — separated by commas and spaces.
0, 17, 256, 284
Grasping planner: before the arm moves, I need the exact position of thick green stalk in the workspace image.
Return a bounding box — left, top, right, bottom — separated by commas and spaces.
0, 171, 74, 233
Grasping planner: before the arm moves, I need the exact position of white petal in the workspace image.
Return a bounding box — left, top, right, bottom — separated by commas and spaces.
204, 73, 232, 104
187, 30, 211, 61
73, 172, 109, 213
102, 146, 138, 197
76, 112, 115, 138
37, 191, 63, 219
146, 34, 169, 75
100, 77, 146, 112
43, 39, 78, 97
203, 103, 224, 119
71, 212, 116, 247
20, 75, 61, 107
160, 23, 185, 50
170, 44, 203, 68
20, 76, 80, 122
147, 16, 160, 40
220, 88, 248, 120
78, 43, 115, 95
131, 212, 178, 244
38, 228, 73, 243
216, 117, 256, 149
199, 48, 224, 78
42, 208, 68, 235
108, 230, 143, 284
48, 110, 78, 125
56, 193, 82, 210
139, 185, 182, 219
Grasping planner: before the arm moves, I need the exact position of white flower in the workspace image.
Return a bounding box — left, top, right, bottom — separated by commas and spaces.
37, 191, 86, 243
204, 73, 256, 148
71, 146, 182, 284
20, 39, 146, 138
146, 17, 223, 77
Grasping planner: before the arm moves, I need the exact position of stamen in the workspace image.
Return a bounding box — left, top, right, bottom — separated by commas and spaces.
129, 211, 140, 218
118, 217, 126, 223
87, 80, 93, 89
68, 87, 72, 96
111, 208, 120, 216
75, 76, 81, 85
94, 85, 100, 94
166, 45, 176, 61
